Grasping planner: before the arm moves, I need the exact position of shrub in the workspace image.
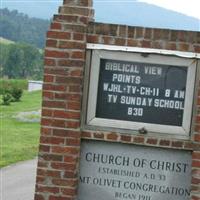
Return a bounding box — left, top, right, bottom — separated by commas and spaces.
11, 88, 23, 102
0, 79, 28, 95
2, 93, 12, 105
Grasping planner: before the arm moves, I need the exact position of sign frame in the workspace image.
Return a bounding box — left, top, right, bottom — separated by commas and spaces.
82, 48, 197, 137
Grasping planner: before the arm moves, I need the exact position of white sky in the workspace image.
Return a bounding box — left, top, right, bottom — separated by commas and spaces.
139, 0, 200, 19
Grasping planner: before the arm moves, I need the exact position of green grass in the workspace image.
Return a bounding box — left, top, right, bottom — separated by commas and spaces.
0, 90, 42, 167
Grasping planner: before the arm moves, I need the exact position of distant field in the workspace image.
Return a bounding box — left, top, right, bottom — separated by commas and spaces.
0, 37, 14, 45
0, 90, 42, 167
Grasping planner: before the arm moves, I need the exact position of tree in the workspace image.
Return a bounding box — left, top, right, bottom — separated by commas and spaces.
3, 43, 43, 79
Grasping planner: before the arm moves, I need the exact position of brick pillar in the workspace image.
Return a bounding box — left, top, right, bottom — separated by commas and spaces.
191, 84, 200, 200
34, 1, 94, 199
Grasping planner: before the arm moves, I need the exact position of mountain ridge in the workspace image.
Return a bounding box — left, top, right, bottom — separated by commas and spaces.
1, 1, 199, 31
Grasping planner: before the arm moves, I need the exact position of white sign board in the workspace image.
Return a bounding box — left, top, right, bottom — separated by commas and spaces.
78, 141, 191, 200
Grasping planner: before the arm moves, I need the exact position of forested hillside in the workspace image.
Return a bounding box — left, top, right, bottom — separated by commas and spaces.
0, 8, 50, 48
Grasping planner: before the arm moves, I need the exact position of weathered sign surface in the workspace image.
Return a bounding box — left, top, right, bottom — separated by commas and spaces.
96, 59, 187, 126
78, 140, 191, 200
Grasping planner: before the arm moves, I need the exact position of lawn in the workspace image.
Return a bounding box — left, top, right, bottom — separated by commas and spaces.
0, 90, 42, 167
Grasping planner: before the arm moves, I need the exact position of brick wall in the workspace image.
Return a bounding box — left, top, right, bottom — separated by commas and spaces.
34, 0, 200, 200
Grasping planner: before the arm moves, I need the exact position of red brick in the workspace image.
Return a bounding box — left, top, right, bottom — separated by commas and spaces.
94, 132, 104, 139
36, 176, 45, 184
59, 6, 90, 16
44, 75, 54, 82
73, 32, 85, 40
196, 116, 200, 123
66, 138, 80, 146
40, 136, 65, 145
38, 161, 48, 168
193, 152, 200, 160
51, 22, 62, 30
166, 42, 177, 50
70, 69, 83, 77
45, 50, 69, 58
192, 160, 200, 168
54, 14, 78, 23
39, 144, 50, 153
52, 146, 79, 154
192, 177, 200, 184
34, 194, 45, 200
184, 141, 193, 150
81, 131, 92, 138
43, 101, 66, 109
64, 155, 78, 163
69, 85, 82, 93
63, 0, 93, 7
42, 109, 53, 117
42, 154, 63, 162
41, 118, 52, 126
46, 39, 57, 48
127, 39, 138, 47
159, 140, 170, 146
52, 179, 77, 187
47, 31, 71, 39
53, 129, 81, 138
121, 135, 131, 142
71, 51, 85, 59
195, 125, 200, 132
178, 43, 189, 51
146, 138, 158, 145
61, 188, 77, 196
54, 93, 66, 100
191, 195, 200, 200
55, 76, 82, 84
141, 40, 151, 48
52, 119, 66, 128
66, 94, 81, 102
45, 68, 69, 76
87, 34, 99, 43
43, 91, 54, 100
171, 141, 183, 148
101, 36, 112, 45
115, 38, 126, 46
67, 101, 81, 110
64, 171, 77, 178
194, 45, 200, 53
51, 162, 76, 170
57, 59, 85, 67
197, 97, 200, 105
192, 169, 200, 178
41, 127, 52, 136
66, 120, 80, 128
36, 185, 59, 194
58, 41, 85, 49
53, 110, 80, 119
107, 133, 118, 141
194, 134, 200, 142
43, 84, 66, 92
49, 196, 69, 200
37, 169, 61, 178
133, 136, 145, 144
44, 58, 56, 66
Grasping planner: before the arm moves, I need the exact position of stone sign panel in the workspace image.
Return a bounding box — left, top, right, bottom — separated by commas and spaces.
78, 140, 192, 200
96, 59, 187, 126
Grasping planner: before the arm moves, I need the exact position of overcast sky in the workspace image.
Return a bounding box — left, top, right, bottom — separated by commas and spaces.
139, 0, 200, 19
1, 0, 200, 18
1, 0, 200, 20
